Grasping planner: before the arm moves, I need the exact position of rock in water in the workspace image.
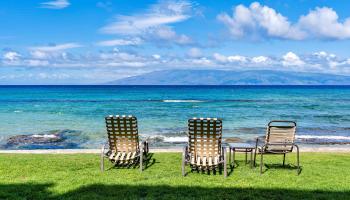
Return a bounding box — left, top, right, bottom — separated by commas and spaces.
7, 134, 63, 145
4, 129, 86, 149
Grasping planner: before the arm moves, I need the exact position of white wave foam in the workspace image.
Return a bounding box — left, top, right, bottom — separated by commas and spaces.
297, 135, 350, 140
162, 100, 205, 103
144, 135, 187, 143
163, 136, 188, 143
14, 110, 23, 113
31, 134, 58, 138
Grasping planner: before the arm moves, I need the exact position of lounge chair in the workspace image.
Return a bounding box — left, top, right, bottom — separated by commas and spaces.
182, 118, 227, 177
254, 120, 300, 175
100, 115, 148, 172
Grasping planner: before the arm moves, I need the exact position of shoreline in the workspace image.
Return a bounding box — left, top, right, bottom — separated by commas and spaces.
0, 145, 349, 154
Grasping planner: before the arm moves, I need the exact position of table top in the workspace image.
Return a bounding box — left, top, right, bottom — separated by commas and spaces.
226, 143, 255, 149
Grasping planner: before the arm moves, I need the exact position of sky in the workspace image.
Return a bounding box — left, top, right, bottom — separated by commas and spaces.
1, 0, 350, 84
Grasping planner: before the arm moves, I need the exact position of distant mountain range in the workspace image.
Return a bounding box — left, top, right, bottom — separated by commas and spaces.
106, 70, 350, 85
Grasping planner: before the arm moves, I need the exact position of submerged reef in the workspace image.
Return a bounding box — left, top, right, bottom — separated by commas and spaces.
4, 129, 87, 149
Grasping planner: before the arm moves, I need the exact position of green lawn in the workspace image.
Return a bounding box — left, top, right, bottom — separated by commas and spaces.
0, 152, 349, 200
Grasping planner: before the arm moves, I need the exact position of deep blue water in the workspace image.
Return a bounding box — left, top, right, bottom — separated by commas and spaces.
0, 85, 349, 149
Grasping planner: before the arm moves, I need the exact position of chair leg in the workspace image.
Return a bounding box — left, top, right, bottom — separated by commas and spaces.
250, 150, 253, 168
283, 153, 286, 167
140, 151, 143, 172
100, 153, 104, 172
182, 147, 187, 177
295, 145, 300, 175
182, 162, 186, 177
223, 149, 227, 178
253, 149, 257, 167
260, 152, 263, 175
100, 144, 106, 172
182, 156, 186, 177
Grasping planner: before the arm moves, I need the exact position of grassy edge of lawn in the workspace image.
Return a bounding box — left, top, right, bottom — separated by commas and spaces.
0, 152, 349, 200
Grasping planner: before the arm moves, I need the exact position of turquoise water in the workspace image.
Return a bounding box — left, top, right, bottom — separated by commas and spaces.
0, 86, 349, 149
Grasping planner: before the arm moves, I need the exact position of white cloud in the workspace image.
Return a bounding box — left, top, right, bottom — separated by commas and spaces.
298, 7, 350, 40
251, 56, 269, 64
152, 54, 161, 59
227, 55, 247, 63
100, 1, 191, 34
148, 26, 192, 45
191, 57, 213, 66
213, 53, 228, 63
2, 51, 22, 66
95, 49, 161, 67
101, 15, 188, 35
100, 1, 193, 45
313, 51, 330, 59
311, 52, 349, 70
3, 51, 21, 61
2, 48, 350, 76
104, 61, 146, 67
28, 43, 81, 61
213, 53, 247, 63
37, 73, 70, 79
187, 48, 202, 57
308, 51, 344, 70
29, 43, 81, 52
99, 51, 137, 61
28, 59, 50, 67
217, 2, 305, 40
40, 0, 70, 9
30, 50, 48, 59
96, 38, 143, 46
312, 51, 337, 61
282, 52, 305, 66
218, 2, 350, 40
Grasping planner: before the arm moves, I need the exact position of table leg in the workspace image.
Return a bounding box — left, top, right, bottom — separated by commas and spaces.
232, 148, 235, 168
245, 150, 248, 164
250, 150, 253, 168
229, 148, 232, 166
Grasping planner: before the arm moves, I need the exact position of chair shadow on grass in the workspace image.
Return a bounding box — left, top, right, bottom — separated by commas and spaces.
228, 160, 252, 176
261, 163, 303, 175
189, 167, 224, 176
185, 159, 301, 177
1, 183, 349, 200
105, 153, 156, 171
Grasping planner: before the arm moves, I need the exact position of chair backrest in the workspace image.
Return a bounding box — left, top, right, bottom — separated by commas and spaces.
105, 115, 139, 153
265, 120, 296, 152
188, 118, 222, 159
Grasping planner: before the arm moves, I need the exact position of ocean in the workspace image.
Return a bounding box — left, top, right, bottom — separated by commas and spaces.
0, 85, 349, 149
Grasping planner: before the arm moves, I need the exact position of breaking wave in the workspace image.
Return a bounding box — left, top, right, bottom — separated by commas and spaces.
162, 100, 206, 103
296, 135, 350, 140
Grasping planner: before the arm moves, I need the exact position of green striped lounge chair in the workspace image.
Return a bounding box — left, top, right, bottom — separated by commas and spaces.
182, 118, 227, 178
101, 115, 149, 172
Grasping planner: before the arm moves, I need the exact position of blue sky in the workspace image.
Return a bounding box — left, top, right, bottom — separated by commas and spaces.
1, 0, 350, 84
